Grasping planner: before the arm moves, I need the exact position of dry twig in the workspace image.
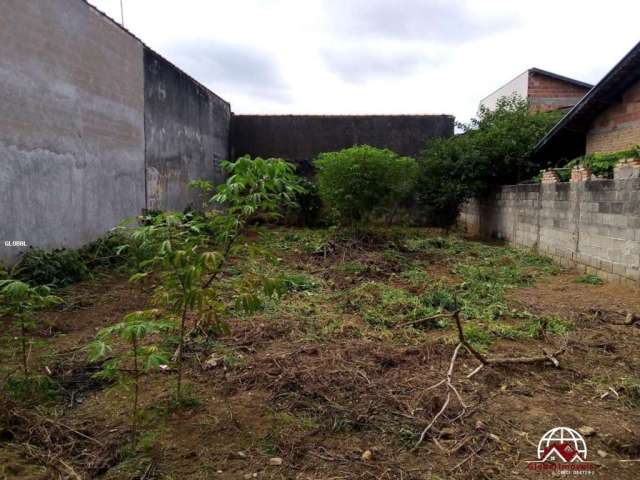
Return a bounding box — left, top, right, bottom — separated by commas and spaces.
412, 311, 568, 451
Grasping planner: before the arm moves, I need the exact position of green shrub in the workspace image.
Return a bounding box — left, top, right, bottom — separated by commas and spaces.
78, 230, 132, 269
574, 274, 604, 285
314, 145, 418, 225
421, 283, 457, 312
416, 95, 563, 226
0, 280, 62, 376
13, 247, 89, 289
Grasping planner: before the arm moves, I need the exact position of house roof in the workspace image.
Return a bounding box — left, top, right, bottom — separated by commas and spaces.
540, 444, 585, 463
533, 40, 640, 163
479, 68, 591, 106
529, 68, 593, 90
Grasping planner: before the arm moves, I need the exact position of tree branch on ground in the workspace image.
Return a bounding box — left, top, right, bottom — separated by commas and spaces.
412, 311, 567, 450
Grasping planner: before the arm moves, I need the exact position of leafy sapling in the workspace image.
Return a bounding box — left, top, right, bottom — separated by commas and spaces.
0, 280, 62, 376
128, 156, 302, 404
87, 309, 174, 445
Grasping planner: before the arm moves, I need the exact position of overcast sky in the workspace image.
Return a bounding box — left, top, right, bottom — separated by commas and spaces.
88, 0, 640, 123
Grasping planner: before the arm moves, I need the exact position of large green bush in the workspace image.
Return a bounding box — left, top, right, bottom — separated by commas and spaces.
416, 95, 562, 226
314, 145, 418, 225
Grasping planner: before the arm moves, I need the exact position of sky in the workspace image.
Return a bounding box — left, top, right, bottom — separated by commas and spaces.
88, 0, 640, 124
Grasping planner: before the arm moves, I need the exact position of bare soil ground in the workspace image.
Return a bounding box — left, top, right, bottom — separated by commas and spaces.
1, 227, 639, 479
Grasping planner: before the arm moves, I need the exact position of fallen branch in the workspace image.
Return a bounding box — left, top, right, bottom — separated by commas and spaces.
411, 343, 467, 451
453, 312, 566, 378
412, 311, 568, 450
591, 309, 640, 326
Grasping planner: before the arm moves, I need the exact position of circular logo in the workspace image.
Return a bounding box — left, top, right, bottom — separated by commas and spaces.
537, 427, 588, 463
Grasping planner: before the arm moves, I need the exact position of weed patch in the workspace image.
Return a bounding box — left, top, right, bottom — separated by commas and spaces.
575, 274, 604, 285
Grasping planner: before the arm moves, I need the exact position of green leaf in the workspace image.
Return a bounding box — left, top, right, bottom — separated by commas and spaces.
86, 340, 111, 362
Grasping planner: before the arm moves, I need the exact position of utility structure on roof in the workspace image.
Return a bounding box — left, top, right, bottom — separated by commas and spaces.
479, 68, 592, 113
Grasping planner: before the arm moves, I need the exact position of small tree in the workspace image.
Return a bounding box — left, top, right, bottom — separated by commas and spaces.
416, 94, 563, 226
87, 309, 174, 444
127, 156, 303, 403
314, 145, 418, 226
0, 280, 62, 376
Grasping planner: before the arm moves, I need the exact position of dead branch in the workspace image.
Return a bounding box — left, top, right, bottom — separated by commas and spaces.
453, 311, 566, 378
591, 309, 640, 326
412, 311, 568, 450
411, 343, 466, 451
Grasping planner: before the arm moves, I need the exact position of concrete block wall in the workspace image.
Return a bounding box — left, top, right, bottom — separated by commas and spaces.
460, 175, 640, 285
0, 0, 232, 265
0, 0, 146, 265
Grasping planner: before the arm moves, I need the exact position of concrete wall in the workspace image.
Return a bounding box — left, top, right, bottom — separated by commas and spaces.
479, 71, 529, 112
586, 78, 640, 154
460, 174, 640, 285
231, 114, 454, 174
0, 0, 146, 265
144, 48, 231, 211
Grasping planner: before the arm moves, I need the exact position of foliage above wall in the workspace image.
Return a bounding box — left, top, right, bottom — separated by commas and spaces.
415, 94, 563, 226
562, 145, 640, 179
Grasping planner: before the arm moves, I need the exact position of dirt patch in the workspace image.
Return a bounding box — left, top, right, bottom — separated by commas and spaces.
509, 271, 640, 318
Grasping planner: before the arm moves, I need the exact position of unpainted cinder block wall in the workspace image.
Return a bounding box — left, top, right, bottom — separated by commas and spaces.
460, 178, 640, 285
0, 0, 146, 265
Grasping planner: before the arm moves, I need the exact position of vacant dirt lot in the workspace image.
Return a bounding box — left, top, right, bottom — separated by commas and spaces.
1, 227, 639, 479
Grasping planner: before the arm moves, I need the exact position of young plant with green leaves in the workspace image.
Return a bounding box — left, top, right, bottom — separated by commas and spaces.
88, 309, 174, 444
0, 280, 62, 376
127, 156, 303, 403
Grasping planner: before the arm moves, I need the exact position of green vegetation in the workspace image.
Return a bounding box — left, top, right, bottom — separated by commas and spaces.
127, 156, 303, 402
0, 280, 62, 376
87, 310, 174, 444
415, 95, 563, 225
2, 221, 630, 478
256, 231, 567, 350
9, 229, 134, 291
12, 248, 90, 289
563, 146, 640, 179
575, 273, 604, 285
314, 145, 418, 225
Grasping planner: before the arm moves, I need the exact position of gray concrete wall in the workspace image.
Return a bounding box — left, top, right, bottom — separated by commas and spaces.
460, 177, 640, 285
231, 114, 454, 175
144, 48, 231, 211
0, 0, 146, 265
